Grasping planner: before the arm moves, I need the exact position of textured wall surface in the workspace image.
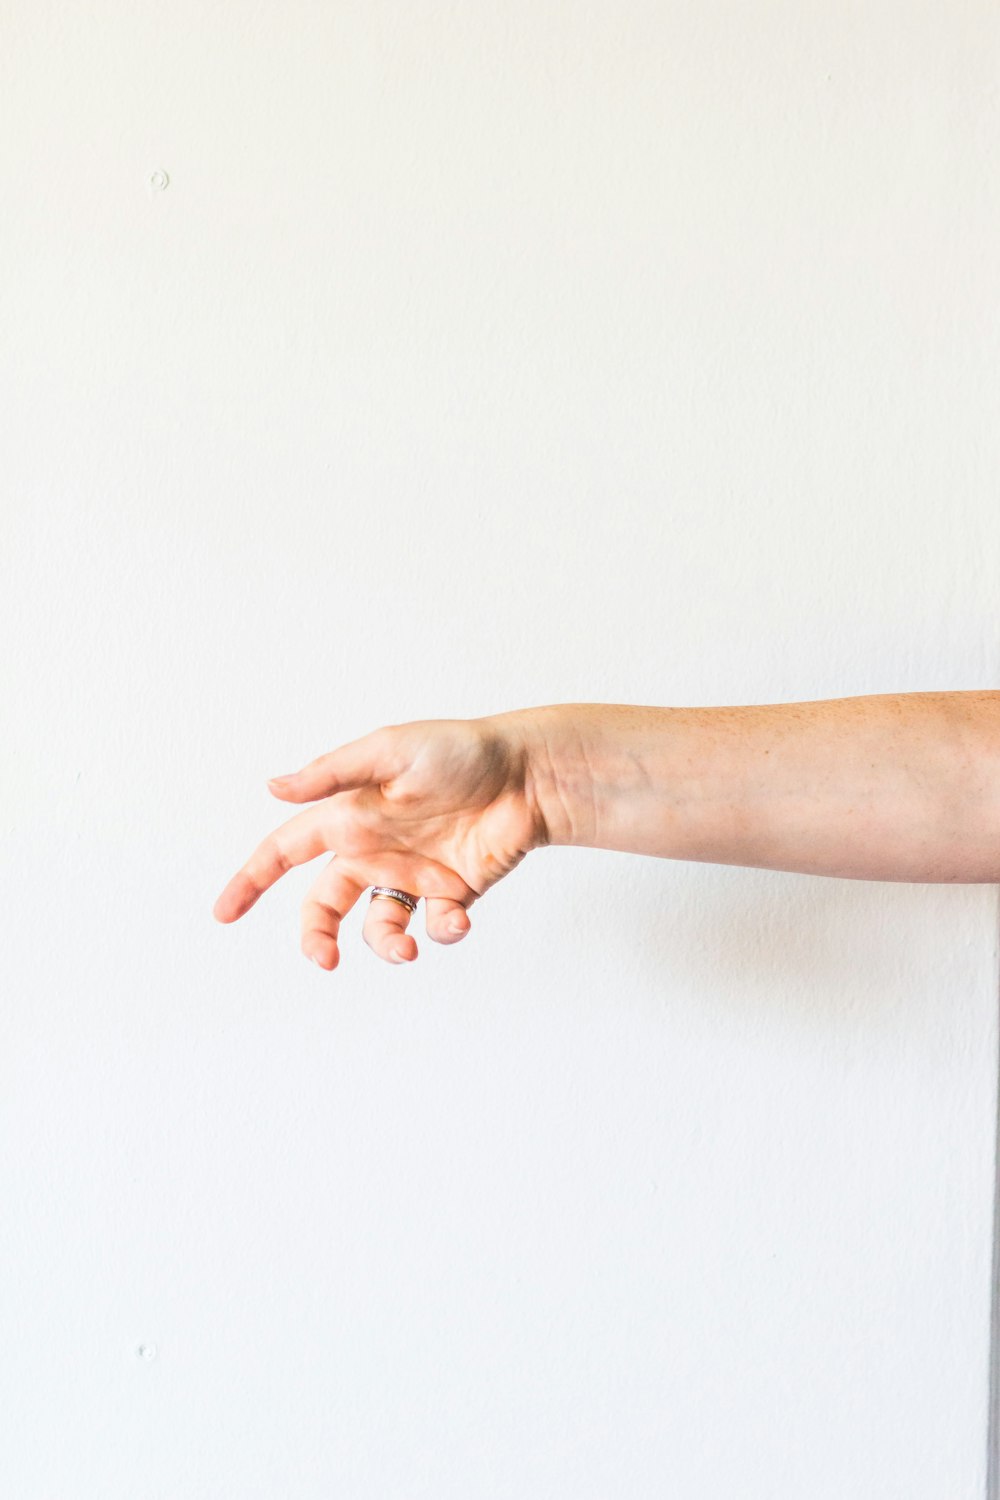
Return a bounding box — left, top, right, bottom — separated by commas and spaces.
2, 3, 999, 1496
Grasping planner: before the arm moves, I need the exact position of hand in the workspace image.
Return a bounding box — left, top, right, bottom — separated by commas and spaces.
212, 714, 547, 969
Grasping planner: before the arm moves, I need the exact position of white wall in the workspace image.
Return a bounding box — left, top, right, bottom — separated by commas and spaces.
2, 3, 999, 1495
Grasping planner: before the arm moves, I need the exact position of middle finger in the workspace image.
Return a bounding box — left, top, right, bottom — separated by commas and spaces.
301, 856, 366, 971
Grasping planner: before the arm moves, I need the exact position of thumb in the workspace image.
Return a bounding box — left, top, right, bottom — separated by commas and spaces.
267, 726, 407, 803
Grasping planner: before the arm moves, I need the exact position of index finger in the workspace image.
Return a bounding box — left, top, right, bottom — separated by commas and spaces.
213, 805, 333, 923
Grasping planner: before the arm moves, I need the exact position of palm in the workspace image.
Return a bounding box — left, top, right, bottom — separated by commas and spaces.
329, 772, 536, 901
214, 716, 543, 968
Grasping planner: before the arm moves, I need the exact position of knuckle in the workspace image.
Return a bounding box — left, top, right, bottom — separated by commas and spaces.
380, 774, 419, 805
260, 834, 291, 875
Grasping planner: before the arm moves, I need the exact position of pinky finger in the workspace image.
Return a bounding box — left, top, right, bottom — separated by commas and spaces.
424, 896, 472, 945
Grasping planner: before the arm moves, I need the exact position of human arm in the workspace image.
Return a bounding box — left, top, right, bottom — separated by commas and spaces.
508, 691, 1000, 883
212, 690, 1000, 971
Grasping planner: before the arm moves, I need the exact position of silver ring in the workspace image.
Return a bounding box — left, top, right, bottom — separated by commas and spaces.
369, 886, 418, 914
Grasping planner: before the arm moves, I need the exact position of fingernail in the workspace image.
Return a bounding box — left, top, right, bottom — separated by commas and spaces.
389, 946, 408, 962
447, 921, 464, 936
268, 774, 294, 786
310, 954, 324, 969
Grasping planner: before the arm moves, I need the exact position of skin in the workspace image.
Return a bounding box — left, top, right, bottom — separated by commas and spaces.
212, 691, 1000, 969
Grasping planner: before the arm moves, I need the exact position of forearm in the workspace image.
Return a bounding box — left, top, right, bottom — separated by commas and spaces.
504, 692, 1000, 882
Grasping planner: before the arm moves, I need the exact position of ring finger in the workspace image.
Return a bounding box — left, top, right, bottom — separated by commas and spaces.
363, 888, 419, 965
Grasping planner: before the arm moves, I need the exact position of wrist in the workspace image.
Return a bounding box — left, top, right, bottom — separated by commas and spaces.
515, 703, 593, 849
484, 702, 673, 853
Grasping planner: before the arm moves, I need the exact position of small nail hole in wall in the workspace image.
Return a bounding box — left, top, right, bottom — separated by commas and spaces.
149, 169, 170, 192
136, 1342, 158, 1361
